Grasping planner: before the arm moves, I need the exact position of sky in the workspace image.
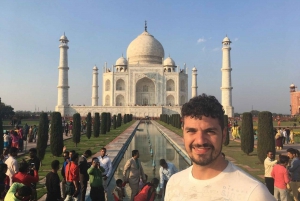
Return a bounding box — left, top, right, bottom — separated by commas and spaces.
0, 0, 299, 114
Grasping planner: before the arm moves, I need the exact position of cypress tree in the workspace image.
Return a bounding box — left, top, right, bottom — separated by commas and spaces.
117, 113, 122, 127
223, 115, 230, 146
37, 112, 49, 163
257, 111, 275, 163
113, 115, 117, 129
101, 112, 107, 134
107, 112, 111, 132
86, 112, 92, 139
124, 114, 127, 124
93, 113, 100, 137
50, 112, 63, 156
73, 113, 81, 147
241, 113, 254, 155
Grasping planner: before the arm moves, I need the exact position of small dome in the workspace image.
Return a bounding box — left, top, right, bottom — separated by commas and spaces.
115, 56, 128, 66
93, 65, 98, 70
127, 31, 164, 65
290, 83, 295, 88
59, 34, 69, 42
163, 57, 175, 66
223, 36, 230, 42
192, 67, 197, 71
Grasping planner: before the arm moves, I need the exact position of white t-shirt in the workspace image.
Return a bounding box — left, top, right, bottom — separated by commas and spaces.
165, 161, 275, 201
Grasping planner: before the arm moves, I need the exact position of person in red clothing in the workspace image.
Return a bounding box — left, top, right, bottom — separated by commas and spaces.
12, 162, 39, 187
65, 153, 79, 201
134, 178, 159, 201
271, 155, 290, 201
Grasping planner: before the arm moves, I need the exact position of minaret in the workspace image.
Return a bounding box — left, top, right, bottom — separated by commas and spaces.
221, 36, 234, 117
191, 67, 198, 98
56, 33, 70, 116
92, 65, 99, 106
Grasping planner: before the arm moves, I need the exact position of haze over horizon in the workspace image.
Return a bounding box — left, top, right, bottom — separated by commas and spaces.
1, 1, 299, 114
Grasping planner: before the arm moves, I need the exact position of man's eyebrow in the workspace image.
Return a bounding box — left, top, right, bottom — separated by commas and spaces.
184, 127, 197, 131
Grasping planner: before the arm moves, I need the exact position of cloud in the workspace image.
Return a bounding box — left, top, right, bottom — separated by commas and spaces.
197, 37, 206, 43
234, 38, 238, 41
212, 47, 220, 52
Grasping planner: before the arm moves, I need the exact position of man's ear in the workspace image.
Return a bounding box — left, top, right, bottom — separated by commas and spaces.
222, 127, 227, 143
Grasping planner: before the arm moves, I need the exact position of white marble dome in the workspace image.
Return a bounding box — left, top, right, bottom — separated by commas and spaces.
115, 56, 128, 66
163, 56, 175, 66
127, 31, 164, 65
192, 67, 197, 71
290, 83, 295, 88
223, 36, 230, 42
93, 65, 98, 70
60, 34, 69, 41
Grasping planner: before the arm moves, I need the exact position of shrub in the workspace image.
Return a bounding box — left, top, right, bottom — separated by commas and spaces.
223, 115, 229, 146
124, 114, 127, 124
113, 115, 117, 129
72, 113, 81, 147
101, 112, 107, 134
257, 111, 275, 163
93, 113, 100, 137
86, 112, 92, 139
241, 112, 254, 155
50, 112, 63, 156
37, 112, 49, 162
117, 113, 122, 127
107, 113, 111, 132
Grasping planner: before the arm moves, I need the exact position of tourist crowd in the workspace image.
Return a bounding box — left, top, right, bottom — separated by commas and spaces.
265, 148, 300, 201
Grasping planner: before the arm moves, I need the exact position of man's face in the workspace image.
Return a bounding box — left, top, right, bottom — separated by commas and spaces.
267, 152, 274, 159
182, 116, 225, 166
100, 149, 106, 157
29, 151, 35, 158
63, 154, 68, 161
287, 152, 294, 159
135, 151, 140, 159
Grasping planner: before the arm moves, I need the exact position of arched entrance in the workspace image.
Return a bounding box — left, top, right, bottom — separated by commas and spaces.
136, 77, 155, 106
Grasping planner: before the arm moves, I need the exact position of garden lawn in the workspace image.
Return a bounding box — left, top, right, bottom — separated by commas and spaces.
17, 120, 136, 199
156, 120, 265, 182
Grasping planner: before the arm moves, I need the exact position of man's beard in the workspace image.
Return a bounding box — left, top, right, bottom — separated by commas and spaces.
189, 143, 221, 166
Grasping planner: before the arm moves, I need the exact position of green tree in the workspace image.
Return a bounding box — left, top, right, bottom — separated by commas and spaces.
107, 113, 111, 132
113, 115, 117, 129
93, 113, 100, 137
86, 112, 92, 139
73, 113, 81, 147
50, 112, 63, 156
37, 112, 49, 163
257, 111, 275, 163
223, 115, 230, 146
117, 113, 122, 127
124, 114, 127, 124
241, 112, 254, 155
101, 112, 107, 134
0, 102, 15, 119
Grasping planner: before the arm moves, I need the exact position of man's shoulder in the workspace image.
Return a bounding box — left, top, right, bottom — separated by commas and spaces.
168, 167, 190, 182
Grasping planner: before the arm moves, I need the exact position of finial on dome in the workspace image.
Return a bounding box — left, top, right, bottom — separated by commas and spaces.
145, 20, 147, 32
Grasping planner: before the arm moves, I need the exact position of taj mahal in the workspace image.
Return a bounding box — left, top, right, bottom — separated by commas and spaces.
55, 24, 234, 118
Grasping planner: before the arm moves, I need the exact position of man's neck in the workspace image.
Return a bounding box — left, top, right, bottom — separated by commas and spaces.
191, 156, 228, 180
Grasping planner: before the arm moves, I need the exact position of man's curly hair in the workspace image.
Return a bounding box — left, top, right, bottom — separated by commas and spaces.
181, 93, 225, 129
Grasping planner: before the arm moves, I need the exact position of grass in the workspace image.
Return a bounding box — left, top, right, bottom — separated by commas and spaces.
16, 120, 136, 199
